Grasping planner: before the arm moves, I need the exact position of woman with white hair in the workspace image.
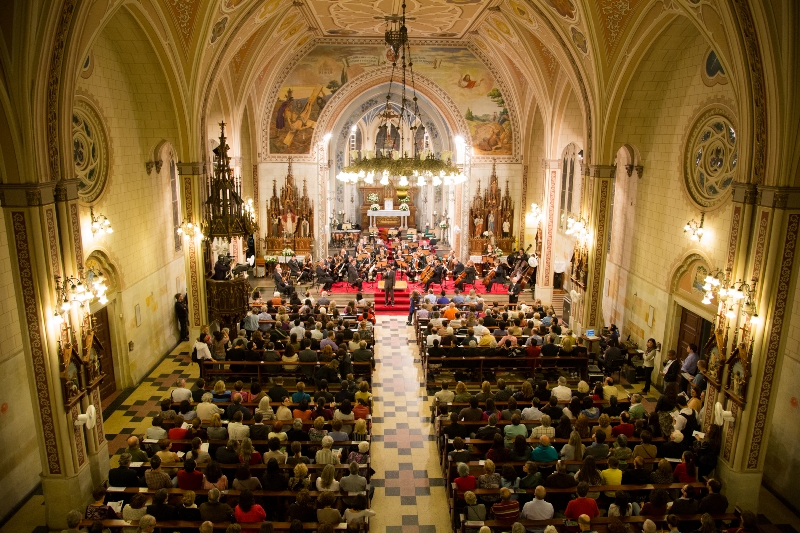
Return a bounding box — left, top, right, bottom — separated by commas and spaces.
255, 394, 275, 420
137, 514, 157, 533
195, 392, 223, 421
314, 435, 341, 465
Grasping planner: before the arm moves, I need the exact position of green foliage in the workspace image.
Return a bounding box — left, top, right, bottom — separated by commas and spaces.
327, 80, 341, 93
343, 155, 460, 177
465, 108, 474, 121
487, 88, 506, 111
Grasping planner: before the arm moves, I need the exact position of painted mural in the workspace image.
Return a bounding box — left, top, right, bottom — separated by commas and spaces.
269, 44, 513, 155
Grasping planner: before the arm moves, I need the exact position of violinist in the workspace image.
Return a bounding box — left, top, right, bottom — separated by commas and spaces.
287, 254, 301, 278
298, 255, 314, 283
347, 258, 363, 291
508, 275, 523, 304
456, 260, 476, 291
315, 260, 333, 291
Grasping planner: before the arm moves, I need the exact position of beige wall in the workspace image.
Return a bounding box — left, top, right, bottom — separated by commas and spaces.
75, 10, 184, 384
0, 208, 41, 521
603, 18, 734, 358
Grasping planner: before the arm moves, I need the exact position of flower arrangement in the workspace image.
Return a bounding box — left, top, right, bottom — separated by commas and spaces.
369, 204, 380, 211
399, 204, 410, 211
439, 221, 448, 229
281, 248, 294, 257
264, 256, 277, 264
367, 193, 380, 203
399, 197, 410, 204
482, 231, 493, 237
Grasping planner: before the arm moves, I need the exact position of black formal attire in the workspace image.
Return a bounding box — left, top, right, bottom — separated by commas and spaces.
540, 343, 560, 357
425, 265, 443, 291
175, 298, 189, 341
347, 263, 363, 291
508, 281, 522, 304
485, 264, 506, 291
384, 268, 396, 305
108, 466, 142, 487
315, 265, 333, 290
287, 258, 301, 276
662, 359, 680, 384
457, 266, 476, 291
212, 259, 231, 280
273, 270, 292, 296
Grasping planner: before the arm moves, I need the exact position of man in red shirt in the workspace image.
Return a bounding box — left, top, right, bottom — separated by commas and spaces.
564, 482, 600, 519
177, 459, 204, 490
611, 411, 635, 438
491, 487, 519, 520
167, 415, 189, 451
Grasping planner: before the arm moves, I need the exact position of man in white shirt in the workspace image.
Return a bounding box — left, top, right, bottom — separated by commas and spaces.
311, 322, 324, 340
521, 400, 543, 421
602, 377, 619, 401
289, 319, 305, 339
193, 335, 215, 363
227, 411, 250, 440
672, 395, 697, 433
434, 382, 456, 406
551, 376, 573, 401
426, 329, 442, 347
170, 379, 192, 403
473, 319, 489, 337
423, 289, 437, 305
257, 309, 272, 332
520, 486, 554, 520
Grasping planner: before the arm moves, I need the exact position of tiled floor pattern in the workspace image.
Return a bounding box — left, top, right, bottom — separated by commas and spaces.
368, 316, 452, 533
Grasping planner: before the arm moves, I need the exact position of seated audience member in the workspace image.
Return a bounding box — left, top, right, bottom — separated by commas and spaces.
660, 430, 688, 459
622, 456, 650, 485
531, 435, 558, 462
612, 411, 635, 437
628, 393, 646, 420
232, 464, 262, 491
215, 439, 240, 465
564, 482, 600, 519
699, 479, 729, 514
343, 494, 377, 525
464, 491, 487, 523
520, 486, 554, 520
519, 461, 543, 489
633, 431, 659, 466
144, 455, 172, 490
176, 490, 202, 522
263, 437, 287, 464
146, 416, 169, 441
476, 414, 502, 441
640, 488, 670, 516
125, 436, 149, 463
603, 395, 624, 417
234, 488, 267, 530
530, 414, 555, 438
315, 435, 341, 465
177, 458, 204, 490
487, 433, 511, 463
199, 487, 233, 522
316, 491, 342, 525
477, 459, 502, 504
671, 484, 700, 515
146, 488, 177, 521
108, 453, 142, 487
600, 456, 623, 498
608, 490, 639, 517
454, 462, 477, 499
551, 376, 573, 401
542, 396, 564, 420
674, 450, 698, 483
122, 493, 148, 530
492, 487, 520, 520
287, 489, 316, 522
84, 487, 116, 520
583, 431, 609, 459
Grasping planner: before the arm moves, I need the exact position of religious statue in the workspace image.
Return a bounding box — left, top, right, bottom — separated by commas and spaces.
502, 218, 510, 238
488, 212, 495, 234
733, 372, 743, 396
271, 215, 280, 237
282, 206, 297, 236
475, 216, 484, 235
301, 218, 310, 238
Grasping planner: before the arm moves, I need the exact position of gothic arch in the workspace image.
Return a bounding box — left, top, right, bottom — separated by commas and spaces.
85, 248, 123, 293
668, 251, 714, 295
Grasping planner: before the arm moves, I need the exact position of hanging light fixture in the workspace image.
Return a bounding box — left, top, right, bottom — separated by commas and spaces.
89, 207, 113, 236
53, 267, 109, 322
565, 213, 590, 244
177, 219, 205, 241
202, 122, 259, 241
526, 203, 543, 226
684, 213, 705, 241
335, 1, 466, 188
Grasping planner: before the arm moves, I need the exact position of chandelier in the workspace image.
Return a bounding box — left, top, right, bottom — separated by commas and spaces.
335, 2, 466, 188
53, 268, 108, 324
203, 122, 258, 241
566, 213, 590, 244
89, 207, 113, 236
701, 267, 761, 323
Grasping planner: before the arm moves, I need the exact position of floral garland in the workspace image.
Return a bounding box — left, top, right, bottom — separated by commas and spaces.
344, 154, 459, 177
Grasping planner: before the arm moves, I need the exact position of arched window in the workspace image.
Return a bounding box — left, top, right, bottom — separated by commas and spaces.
559, 144, 578, 230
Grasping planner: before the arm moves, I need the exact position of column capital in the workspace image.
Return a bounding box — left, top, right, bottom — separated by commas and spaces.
586, 164, 616, 178
731, 181, 758, 205
758, 185, 800, 209
0, 182, 57, 207
542, 159, 561, 170
53, 179, 80, 202
176, 161, 207, 176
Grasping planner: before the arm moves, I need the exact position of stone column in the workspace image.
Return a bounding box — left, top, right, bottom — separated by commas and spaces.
714, 187, 800, 511
536, 159, 561, 304
0, 183, 100, 529
177, 162, 209, 337
581, 164, 616, 333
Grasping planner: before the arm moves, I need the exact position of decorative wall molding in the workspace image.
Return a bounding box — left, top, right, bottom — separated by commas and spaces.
71, 404, 86, 467
0, 183, 57, 207
750, 210, 770, 282
588, 179, 611, 325
69, 203, 84, 271
46, 0, 77, 182
45, 206, 61, 279
747, 213, 800, 469
726, 205, 742, 272
176, 162, 206, 176
11, 211, 62, 475
183, 177, 202, 327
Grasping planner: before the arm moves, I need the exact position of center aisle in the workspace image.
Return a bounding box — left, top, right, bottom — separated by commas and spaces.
369, 316, 451, 533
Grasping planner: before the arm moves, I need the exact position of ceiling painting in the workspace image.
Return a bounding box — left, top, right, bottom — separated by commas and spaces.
303, 0, 490, 38
268, 44, 512, 156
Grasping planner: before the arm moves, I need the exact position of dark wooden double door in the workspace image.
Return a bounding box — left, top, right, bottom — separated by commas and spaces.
676, 307, 711, 363
93, 306, 117, 400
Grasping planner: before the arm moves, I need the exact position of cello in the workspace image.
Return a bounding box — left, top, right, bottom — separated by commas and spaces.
419, 265, 433, 284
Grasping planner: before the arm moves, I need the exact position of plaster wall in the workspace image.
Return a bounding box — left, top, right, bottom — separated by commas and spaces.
74, 10, 184, 384
0, 208, 41, 522
604, 19, 734, 362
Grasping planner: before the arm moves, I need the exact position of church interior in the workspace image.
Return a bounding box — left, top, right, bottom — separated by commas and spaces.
0, 0, 799, 531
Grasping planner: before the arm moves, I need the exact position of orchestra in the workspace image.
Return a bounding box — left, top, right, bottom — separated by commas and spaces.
258, 232, 535, 294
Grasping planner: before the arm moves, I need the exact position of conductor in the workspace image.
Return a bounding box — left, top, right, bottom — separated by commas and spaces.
384, 264, 396, 306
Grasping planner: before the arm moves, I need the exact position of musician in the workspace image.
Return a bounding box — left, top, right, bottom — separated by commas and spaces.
456, 260, 476, 291
424, 259, 444, 292
212, 256, 231, 280
508, 275, 523, 304
315, 260, 333, 291
340, 248, 350, 262
298, 256, 314, 283
347, 258, 363, 291
273, 265, 293, 296
485, 243, 497, 257
383, 264, 396, 306
287, 254, 301, 277
485, 260, 507, 292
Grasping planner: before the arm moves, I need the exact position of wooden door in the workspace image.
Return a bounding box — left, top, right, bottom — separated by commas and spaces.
676, 307, 703, 362
93, 306, 117, 400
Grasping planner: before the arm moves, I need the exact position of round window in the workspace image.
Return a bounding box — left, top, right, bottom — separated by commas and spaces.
684, 112, 737, 208
72, 100, 109, 203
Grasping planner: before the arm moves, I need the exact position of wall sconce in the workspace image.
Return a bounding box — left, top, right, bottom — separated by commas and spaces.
684, 213, 705, 241
177, 219, 205, 241
53, 268, 108, 324
90, 208, 113, 236
565, 213, 590, 244
526, 203, 543, 226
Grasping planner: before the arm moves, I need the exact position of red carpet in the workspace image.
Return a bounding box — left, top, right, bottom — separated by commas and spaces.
327, 277, 509, 314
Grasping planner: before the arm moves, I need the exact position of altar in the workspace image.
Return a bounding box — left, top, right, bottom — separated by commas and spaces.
368, 209, 410, 229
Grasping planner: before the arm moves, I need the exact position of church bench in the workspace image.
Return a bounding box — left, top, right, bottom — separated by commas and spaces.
459, 514, 740, 533
424, 356, 589, 382
160, 417, 372, 430
79, 519, 361, 531
106, 487, 368, 499
199, 360, 373, 383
